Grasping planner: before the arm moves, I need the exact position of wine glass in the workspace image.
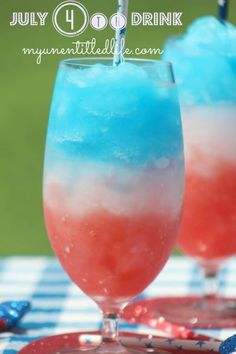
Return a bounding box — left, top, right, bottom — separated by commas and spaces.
42, 58, 184, 353
123, 17, 236, 330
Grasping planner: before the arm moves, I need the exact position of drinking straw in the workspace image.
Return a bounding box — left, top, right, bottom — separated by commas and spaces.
147, 317, 219, 341
79, 334, 221, 352
218, 0, 229, 22
113, 0, 129, 66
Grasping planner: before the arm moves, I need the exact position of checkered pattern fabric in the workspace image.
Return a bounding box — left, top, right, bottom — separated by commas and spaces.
0, 256, 236, 353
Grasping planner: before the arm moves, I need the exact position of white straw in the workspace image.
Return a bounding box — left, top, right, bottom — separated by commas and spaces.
79, 334, 220, 352
113, 0, 129, 66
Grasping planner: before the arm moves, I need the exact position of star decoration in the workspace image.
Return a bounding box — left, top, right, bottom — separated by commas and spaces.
220, 334, 236, 354
166, 339, 174, 344
176, 345, 183, 350
196, 340, 206, 347
0, 301, 30, 330
145, 341, 153, 349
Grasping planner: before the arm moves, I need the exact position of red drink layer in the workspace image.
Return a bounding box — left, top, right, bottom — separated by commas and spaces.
180, 157, 236, 261
44, 156, 183, 311
178, 107, 236, 267
45, 202, 179, 310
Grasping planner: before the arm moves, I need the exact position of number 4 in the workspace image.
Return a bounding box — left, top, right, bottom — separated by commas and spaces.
66, 9, 74, 30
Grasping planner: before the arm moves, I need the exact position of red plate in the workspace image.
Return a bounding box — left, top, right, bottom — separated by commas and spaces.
19, 330, 219, 354
122, 296, 236, 329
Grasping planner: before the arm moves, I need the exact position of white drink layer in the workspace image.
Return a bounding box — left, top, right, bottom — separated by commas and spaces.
44, 158, 184, 219
182, 104, 236, 176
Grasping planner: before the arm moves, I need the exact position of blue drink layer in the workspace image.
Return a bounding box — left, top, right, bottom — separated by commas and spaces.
162, 16, 236, 105
47, 61, 182, 165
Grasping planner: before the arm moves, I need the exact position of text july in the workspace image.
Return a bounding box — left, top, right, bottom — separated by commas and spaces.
10, 12, 48, 26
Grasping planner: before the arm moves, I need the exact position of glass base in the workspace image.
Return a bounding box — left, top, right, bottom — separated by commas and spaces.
122, 296, 236, 329
54, 349, 169, 354
52, 343, 145, 354
19, 331, 170, 354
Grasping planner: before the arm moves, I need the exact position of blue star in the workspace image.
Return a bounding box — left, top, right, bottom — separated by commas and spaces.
176, 345, 183, 350
166, 339, 174, 344
145, 341, 153, 349
0, 301, 30, 329
220, 334, 236, 354
196, 341, 206, 347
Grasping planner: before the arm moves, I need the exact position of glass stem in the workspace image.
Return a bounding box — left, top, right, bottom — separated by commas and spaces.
98, 312, 126, 353
202, 268, 218, 299
102, 313, 119, 343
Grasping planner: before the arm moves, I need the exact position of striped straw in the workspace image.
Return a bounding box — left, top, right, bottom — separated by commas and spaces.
79, 334, 221, 352
218, 0, 229, 22
113, 0, 129, 66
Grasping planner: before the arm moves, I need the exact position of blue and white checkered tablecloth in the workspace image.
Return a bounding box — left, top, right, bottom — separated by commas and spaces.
0, 256, 236, 353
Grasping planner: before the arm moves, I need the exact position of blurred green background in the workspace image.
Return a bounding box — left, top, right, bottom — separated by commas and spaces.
0, 0, 236, 255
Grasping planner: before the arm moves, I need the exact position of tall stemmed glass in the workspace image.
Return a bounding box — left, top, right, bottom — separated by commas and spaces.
158, 18, 236, 329
123, 17, 236, 330
43, 58, 184, 353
